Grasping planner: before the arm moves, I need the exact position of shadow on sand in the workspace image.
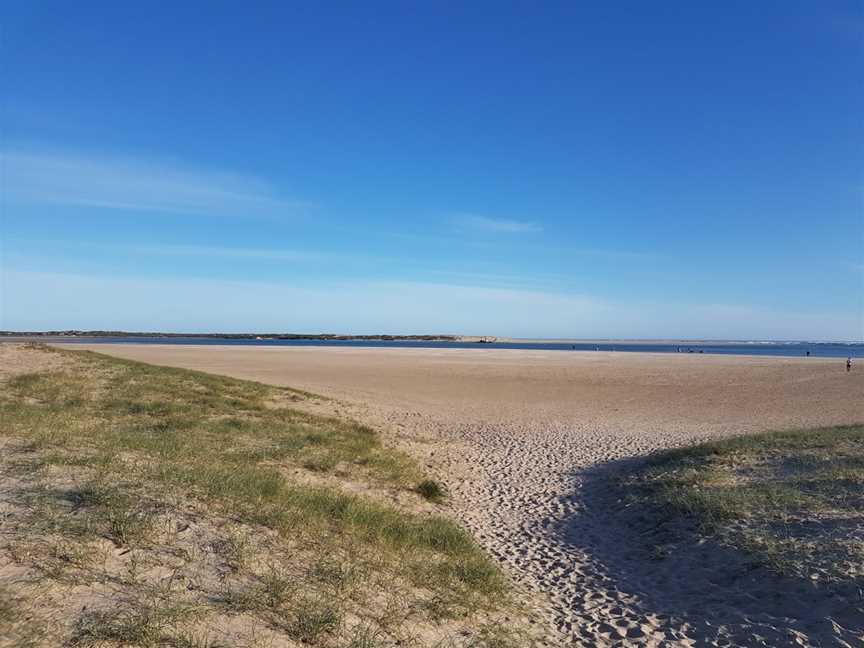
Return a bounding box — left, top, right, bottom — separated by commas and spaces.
551, 455, 863, 646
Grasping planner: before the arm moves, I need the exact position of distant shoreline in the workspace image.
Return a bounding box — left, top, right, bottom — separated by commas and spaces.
0, 331, 460, 342
498, 337, 861, 346
0, 331, 858, 345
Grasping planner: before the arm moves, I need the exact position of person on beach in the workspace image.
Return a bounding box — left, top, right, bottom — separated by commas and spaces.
848, 357, 853, 372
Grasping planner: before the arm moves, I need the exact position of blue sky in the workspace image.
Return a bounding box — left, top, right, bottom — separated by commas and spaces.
2, 2, 862, 340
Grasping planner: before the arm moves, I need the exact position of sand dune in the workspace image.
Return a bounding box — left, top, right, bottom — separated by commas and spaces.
62, 344, 864, 646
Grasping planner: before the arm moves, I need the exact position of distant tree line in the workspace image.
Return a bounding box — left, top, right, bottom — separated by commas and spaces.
0, 330, 460, 341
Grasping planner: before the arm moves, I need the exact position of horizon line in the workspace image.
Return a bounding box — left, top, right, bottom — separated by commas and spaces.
1, 330, 861, 345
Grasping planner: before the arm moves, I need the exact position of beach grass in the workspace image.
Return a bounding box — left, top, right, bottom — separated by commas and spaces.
0, 344, 526, 646
623, 424, 864, 581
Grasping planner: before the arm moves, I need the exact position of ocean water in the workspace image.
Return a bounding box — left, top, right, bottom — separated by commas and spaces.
48, 337, 863, 358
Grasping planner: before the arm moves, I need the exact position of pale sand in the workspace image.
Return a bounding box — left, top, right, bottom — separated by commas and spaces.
59, 344, 864, 646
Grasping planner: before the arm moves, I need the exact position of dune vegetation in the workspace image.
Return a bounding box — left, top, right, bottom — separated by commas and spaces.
0, 344, 530, 647
624, 424, 864, 583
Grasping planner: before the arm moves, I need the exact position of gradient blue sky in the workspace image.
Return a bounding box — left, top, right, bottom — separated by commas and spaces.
2, 2, 862, 339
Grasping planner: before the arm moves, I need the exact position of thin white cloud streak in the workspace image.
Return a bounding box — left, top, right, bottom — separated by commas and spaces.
569, 248, 655, 261
8, 239, 367, 266
2, 150, 309, 218
385, 231, 653, 262
129, 245, 584, 288
455, 213, 542, 233
128, 244, 330, 262
4, 243, 586, 292
2, 270, 861, 341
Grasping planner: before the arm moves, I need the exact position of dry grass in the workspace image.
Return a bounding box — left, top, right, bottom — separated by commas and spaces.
623, 424, 864, 582
0, 344, 534, 647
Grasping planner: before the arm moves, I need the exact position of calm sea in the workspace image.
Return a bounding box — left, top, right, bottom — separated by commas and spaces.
49, 337, 862, 358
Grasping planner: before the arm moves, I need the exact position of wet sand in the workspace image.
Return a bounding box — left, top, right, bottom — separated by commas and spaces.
60, 344, 864, 646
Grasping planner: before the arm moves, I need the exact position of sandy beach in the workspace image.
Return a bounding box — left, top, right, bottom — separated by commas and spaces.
61, 344, 864, 646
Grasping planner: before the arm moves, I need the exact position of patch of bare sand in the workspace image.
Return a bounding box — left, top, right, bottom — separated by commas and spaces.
59, 344, 864, 646
0, 342, 69, 379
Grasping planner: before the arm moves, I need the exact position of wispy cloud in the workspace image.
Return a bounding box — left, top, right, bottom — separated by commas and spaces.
128, 244, 329, 262
2, 149, 309, 218
569, 248, 655, 261
455, 213, 542, 233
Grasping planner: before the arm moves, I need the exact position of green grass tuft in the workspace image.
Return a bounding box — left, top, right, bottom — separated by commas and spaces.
71, 598, 199, 647
417, 479, 446, 502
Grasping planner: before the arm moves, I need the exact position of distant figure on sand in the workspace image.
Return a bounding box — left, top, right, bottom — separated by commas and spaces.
848, 358, 853, 372
806, 350, 810, 357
